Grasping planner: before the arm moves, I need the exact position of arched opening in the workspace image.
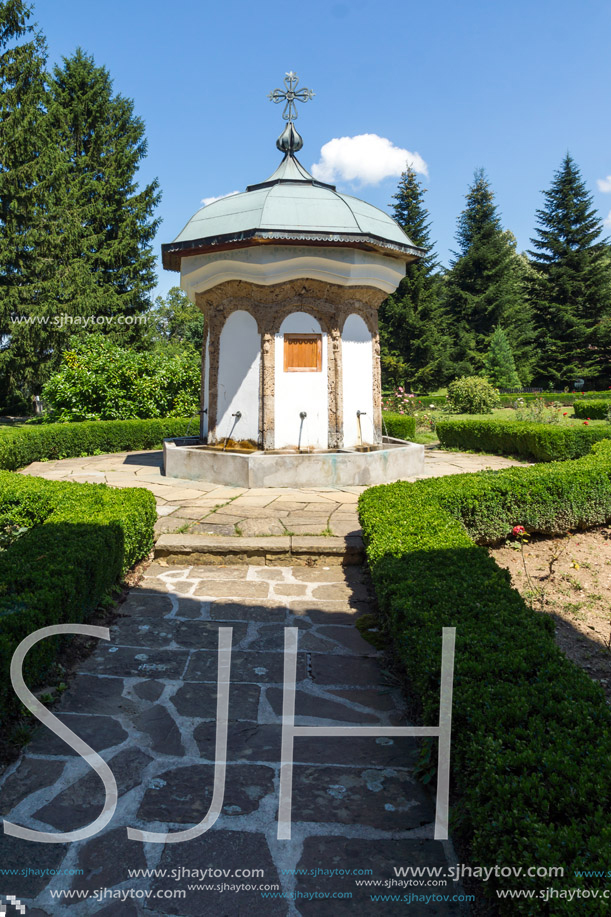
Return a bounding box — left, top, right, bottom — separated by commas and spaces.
215, 310, 261, 443
342, 313, 374, 447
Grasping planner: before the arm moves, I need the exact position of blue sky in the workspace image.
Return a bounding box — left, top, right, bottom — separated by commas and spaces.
41, 0, 611, 299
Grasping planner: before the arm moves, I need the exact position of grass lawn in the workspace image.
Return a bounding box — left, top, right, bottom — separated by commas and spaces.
410, 406, 609, 445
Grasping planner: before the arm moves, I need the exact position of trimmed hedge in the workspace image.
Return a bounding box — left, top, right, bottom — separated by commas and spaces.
573, 399, 611, 420
382, 392, 611, 409
437, 417, 611, 461
0, 417, 193, 471
0, 471, 156, 724
382, 412, 416, 441
359, 441, 611, 913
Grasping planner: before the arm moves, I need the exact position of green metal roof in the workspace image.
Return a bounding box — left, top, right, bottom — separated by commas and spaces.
162, 153, 424, 271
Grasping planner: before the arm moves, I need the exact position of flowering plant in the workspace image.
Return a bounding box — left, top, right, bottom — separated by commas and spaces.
382, 388, 422, 417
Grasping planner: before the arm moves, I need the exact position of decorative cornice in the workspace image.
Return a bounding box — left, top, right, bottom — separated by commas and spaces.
162, 230, 423, 273
180, 244, 408, 299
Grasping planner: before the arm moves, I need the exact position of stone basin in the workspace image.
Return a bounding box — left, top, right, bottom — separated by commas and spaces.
163, 436, 424, 487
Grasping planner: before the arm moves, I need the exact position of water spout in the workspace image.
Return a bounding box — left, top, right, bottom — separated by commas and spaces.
298, 411, 307, 452
187, 407, 207, 439
223, 411, 242, 451
356, 410, 367, 448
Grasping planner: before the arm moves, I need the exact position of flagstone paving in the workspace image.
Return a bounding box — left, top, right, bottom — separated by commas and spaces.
20, 446, 526, 539
0, 564, 469, 916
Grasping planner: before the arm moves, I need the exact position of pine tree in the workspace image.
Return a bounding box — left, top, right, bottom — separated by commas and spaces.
0, 23, 162, 400
443, 169, 535, 382
48, 48, 161, 338
484, 326, 521, 388
0, 0, 61, 405
528, 153, 611, 387
378, 167, 451, 392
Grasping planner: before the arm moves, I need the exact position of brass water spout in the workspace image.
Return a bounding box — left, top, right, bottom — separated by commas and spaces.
356, 410, 367, 448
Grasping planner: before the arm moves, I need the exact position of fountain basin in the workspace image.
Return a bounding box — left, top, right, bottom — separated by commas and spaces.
163, 437, 424, 487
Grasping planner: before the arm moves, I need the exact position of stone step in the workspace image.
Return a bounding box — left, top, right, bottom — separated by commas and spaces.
154, 533, 364, 566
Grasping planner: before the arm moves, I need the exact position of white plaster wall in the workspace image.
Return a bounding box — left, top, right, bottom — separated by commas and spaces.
202, 330, 209, 437
342, 314, 374, 447
180, 245, 406, 299
274, 312, 327, 449
216, 311, 260, 442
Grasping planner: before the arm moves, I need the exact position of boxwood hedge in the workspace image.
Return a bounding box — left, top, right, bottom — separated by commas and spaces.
382, 412, 416, 441
0, 417, 192, 471
437, 417, 611, 461
0, 471, 156, 724
358, 440, 611, 913
573, 399, 611, 420
383, 392, 611, 409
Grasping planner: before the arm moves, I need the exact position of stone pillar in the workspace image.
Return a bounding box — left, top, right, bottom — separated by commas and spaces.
206, 320, 221, 444
261, 331, 275, 450
372, 315, 383, 445
328, 326, 343, 449
199, 331, 207, 442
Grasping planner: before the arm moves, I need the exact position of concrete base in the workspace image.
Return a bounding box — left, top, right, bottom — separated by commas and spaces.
163, 437, 424, 487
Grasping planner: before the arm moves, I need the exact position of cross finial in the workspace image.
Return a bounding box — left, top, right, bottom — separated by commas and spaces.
268, 71, 314, 122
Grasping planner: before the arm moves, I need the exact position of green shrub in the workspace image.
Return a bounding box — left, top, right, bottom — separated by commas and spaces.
0, 472, 156, 724
382, 412, 416, 440
446, 376, 500, 414
437, 417, 611, 461
42, 335, 200, 421
573, 399, 611, 420
358, 441, 611, 913
0, 417, 192, 471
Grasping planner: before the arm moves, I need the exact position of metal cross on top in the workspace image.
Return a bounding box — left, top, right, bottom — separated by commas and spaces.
268, 72, 314, 122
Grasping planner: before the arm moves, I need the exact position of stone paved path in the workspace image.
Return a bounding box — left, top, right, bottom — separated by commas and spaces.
0, 564, 467, 916
21, 446, 526, 539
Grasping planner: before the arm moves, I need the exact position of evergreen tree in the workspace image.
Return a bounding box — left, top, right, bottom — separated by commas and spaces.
0, 37, 162, 401
378, 167, 451, 392
528, 153, 611, 387
484, 326, 521, 388
48, 48, 161, 338
0, 0, 61, 404
443, 169, 535, 382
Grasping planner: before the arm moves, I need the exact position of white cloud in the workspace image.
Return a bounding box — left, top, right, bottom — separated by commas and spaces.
201, 190, 240, 206
597, 176, 611, 193
311, 134, 428, 186
604, 210, 611, 228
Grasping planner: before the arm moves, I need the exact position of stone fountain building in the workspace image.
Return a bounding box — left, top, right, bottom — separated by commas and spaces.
161, 73, 425, 486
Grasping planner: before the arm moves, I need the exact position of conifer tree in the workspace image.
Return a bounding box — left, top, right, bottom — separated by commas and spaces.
0, 0, 60, 404
528, 153, 611, 387
0, 35, 162, 400
484, 326, 521, 388
48, 48, 161, 338
378, 167, 451, 392
443, 169, 535, 382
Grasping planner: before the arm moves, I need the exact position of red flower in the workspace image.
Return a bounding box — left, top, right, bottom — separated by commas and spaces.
583, 421, 589, 425
512, 525, 526, 536
563, 412, 567, 416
